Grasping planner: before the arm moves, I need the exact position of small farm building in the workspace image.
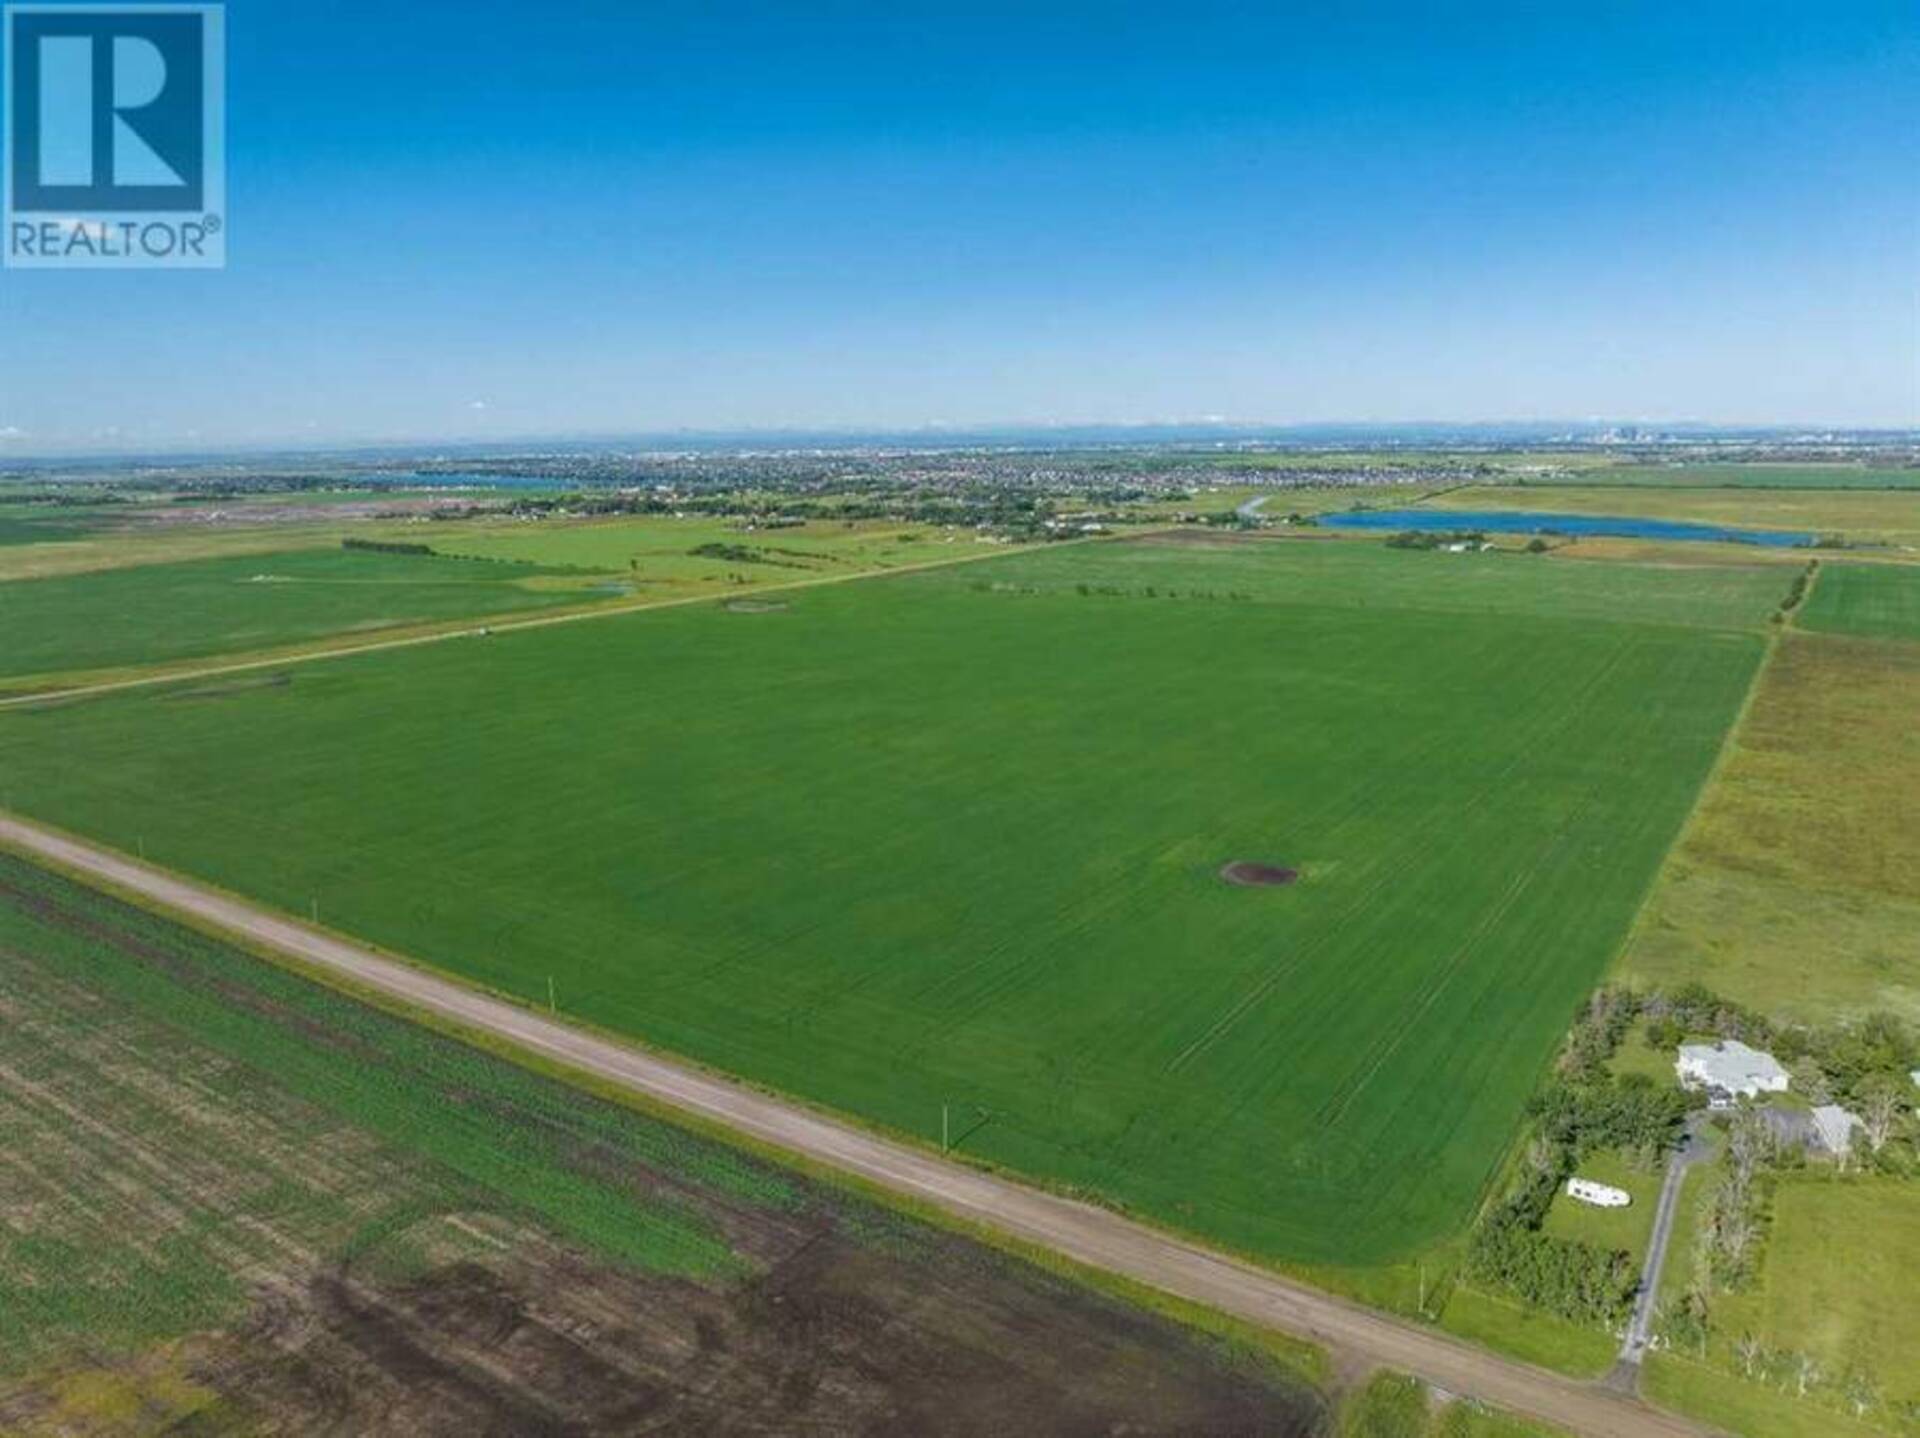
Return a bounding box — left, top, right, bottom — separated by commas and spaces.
1809, 1105, 1862, 1158
1760, 1105, 1862, 1159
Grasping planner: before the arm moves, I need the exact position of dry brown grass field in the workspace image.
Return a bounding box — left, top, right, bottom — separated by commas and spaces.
1619, 630, 1920, 1023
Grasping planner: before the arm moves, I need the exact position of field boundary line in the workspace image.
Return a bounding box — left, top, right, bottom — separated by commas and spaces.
1785, 556, 1823, 632
0, 531, 1136, 712
1608, 615, 1778, 981
0, 810, 1718, 1438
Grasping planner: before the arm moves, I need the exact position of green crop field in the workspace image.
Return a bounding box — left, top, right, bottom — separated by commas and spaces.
0, 546, 599, 683
0, 851, 1320, 1434
0, 509, 111, 546
1523, 464, 1920, 490
1424, 485, 1920, 548
951, 534, 1790, 630
1798, 562, 1920, 641
432, 513, 949, 575
0, 536, 1776, 1266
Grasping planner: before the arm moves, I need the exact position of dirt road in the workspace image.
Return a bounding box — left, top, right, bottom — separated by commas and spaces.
0, 811, 1716, 1438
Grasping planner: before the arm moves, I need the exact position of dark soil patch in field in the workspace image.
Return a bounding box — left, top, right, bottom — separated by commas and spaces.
1, 1227, 1326, 1437
1220, 861, 1301, 888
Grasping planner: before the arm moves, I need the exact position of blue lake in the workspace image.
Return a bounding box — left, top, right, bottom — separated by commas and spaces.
1320, 508, 1814, 548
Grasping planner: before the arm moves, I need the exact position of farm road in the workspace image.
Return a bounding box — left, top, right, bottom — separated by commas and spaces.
1611, 1115, 1714, 1389
0, 811, 1721, 1438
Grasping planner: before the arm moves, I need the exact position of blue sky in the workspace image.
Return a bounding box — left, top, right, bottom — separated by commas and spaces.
1, 1, 1915, 451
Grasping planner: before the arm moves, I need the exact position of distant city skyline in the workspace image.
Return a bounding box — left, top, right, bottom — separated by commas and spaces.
2, 1, 1915, 454
9, 419, 1918, 469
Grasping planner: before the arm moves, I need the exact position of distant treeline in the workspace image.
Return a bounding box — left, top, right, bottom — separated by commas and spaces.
342, 537, 435, 556
970, 580, 1255, 602
0, 490, 122, 507
1384, 529, 1489, 550
1774, 560, 1818, 623
688, 542, 812, 569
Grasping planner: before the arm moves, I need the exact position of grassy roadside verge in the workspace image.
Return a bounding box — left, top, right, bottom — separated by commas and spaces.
1643, 1356, 1893, 1438
1338, 1370, 1576, 1436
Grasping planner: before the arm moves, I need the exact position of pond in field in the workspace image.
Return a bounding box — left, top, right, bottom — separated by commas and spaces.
1320, 508, 1815, 548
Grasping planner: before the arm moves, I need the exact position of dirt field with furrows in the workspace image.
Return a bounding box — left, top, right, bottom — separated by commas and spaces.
0, 853, 1325, 1437
3, 1213, 1325, 1436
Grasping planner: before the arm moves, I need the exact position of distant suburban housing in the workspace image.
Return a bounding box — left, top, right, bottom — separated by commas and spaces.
1676, 1039, 1790, 1102
1565, 1177, 1631, 1208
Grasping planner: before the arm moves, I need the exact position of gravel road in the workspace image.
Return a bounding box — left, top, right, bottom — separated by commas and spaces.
0, 812, 1718, 1438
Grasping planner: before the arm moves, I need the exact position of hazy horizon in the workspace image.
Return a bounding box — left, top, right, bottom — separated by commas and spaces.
8, 416, 1919, 468
3, 1, 1915, 453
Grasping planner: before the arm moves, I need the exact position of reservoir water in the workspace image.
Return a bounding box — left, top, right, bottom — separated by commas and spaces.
1320, 508, 1814, 548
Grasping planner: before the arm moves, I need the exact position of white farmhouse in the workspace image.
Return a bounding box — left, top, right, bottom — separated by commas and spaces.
1566, 1177, 1632, 1208
1675, 1039, 1789, 1100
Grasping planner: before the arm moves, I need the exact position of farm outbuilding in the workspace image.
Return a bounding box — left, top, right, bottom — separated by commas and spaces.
1810, 1105, 1862, 1158
1676, 1040, 1790, 1100
1759, 1103, 1863, 1160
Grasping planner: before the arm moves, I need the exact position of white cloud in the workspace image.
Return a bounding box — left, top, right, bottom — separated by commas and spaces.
0, 425, 27, 441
